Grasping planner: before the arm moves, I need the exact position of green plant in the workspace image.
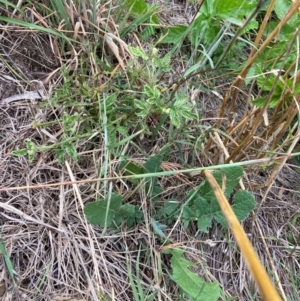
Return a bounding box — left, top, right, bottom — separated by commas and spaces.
84, 155, 256, 235
0, 238, 16, 282
129, 46, 198, 129
252, 73, 300, 108
126, 246, 157, 301
121, 0, 160, 39
161, 0, 259, 73
248, 0, 300, 109
164, 248, 221, 301
84, 193, 143, 229
182, 166, 256, 232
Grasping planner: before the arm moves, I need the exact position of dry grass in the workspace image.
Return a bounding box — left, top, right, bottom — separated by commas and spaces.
1, 1, 300, 301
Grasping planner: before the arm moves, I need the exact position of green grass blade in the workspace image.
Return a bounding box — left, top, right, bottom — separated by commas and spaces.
0, 240, 16, 282
0, 16, 78, 43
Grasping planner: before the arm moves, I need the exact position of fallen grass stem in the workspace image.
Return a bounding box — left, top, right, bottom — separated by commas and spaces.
1, 153, 300, 192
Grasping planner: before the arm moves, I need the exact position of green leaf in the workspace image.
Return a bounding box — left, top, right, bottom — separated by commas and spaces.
26, 139, 37, 163
118, 203, 138, 217
63, 142, 78, 161
124, 161, 144, 184
143, 154, 163, 200
0, 240, 17, 282
117, 126, 128, 137
179, 109, 197, 121
182, 205, 197, 229
214, 0, 257, 19
169, 109, 181, 128
11, 148, 28, 156
134, 99, 148, 110
161, 25, 188, 44
252, 97, 267, 108
151, 218, 167, 238
242, 19, 259, 34
157, 200, 178, 218
256, 75, 283, 93
293, 82, 300, 95
115, 203, 143, 227
126, 0, 147, 14
194, 196, 214, 233
192, 190, 255, 233
0, 0, 20, 11
144, 154, 162, 173
84, 193, 122, 227
0, 16, 77, 42
158, 53, 172, 71
199, 166, 243, 200
214, 190, 256, 228
128, 45, 148, 60
144, 85, 160, 100
184, 166, 256, 233
174, 97, 187, 107
168, 248, 221, 301
252, 95, 285, 109
274, 0, 299, 26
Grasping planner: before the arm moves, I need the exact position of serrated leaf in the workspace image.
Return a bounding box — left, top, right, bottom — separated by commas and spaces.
194, 195, 213, 233
190, 188, 256, 232
214, 190, 256, 228
144, 154, 162, 173
161, 25, 188, 44
157, 200, 178, 218
115, 203, 143, 227
180, 109, 197, 120
169, 248, 221, 301
118, 203, 136, 216
169, 110, 181, 128
117, 126, 128, 136
128, 45, 148, 60
252, 96, 283, 109
84, 193, 122, 227
242, 19, 258, 34
134, 99, 148, 110
182, 204, 196, 219
160, 53, 171, 67
114, 204, 143, 228
199, 166, 243, 200
63, 142, 78, 161
144, 85, 153, 97
274, 0, 299, 26
174, 97, 187, 107
185, 167, 255, 233
252, 97, 267, 108
214, 0, 257, 19
140, 25, 154, 40
126, 0, 147, 14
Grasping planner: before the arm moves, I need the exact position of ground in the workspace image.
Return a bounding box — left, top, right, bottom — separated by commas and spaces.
0, 1, 300, 301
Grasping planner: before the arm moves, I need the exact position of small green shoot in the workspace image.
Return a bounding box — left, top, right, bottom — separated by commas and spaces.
0, 239, 16, 282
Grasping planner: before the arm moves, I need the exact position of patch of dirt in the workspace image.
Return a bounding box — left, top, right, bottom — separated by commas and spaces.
0, 30, 59, 101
